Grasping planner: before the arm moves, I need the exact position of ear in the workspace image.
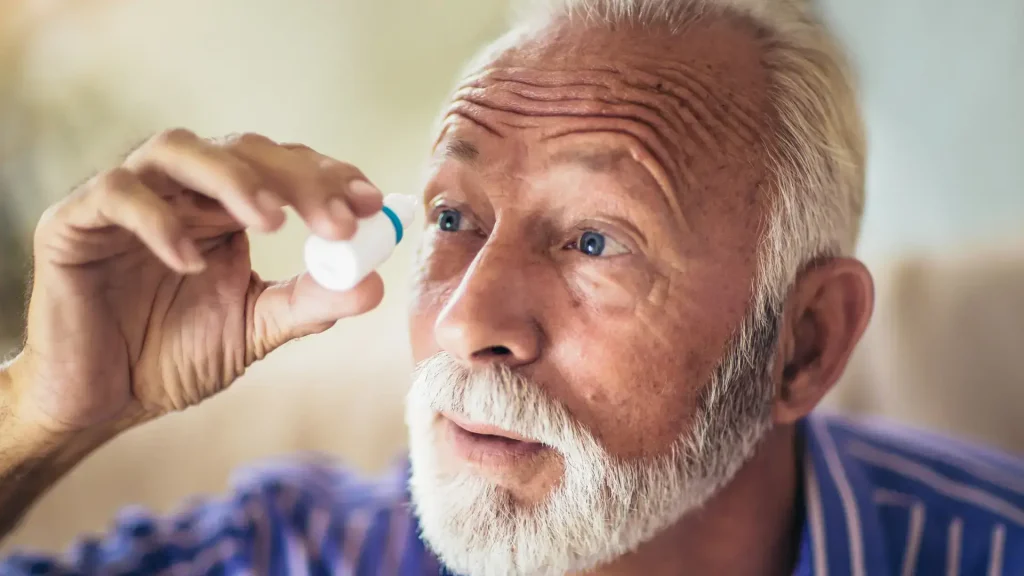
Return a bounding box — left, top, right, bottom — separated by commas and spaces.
771, 257, 874, 424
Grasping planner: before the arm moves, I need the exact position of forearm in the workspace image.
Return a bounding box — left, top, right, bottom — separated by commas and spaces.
0, 356, 121, 541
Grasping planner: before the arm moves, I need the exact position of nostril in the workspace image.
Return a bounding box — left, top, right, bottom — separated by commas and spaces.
473, 345, 512, 360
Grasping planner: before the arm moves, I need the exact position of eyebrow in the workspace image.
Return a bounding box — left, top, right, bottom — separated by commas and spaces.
439, 138, 631, 174
549, 148, 632, 173
551, 143, 688, 232
440, 139, 480, 163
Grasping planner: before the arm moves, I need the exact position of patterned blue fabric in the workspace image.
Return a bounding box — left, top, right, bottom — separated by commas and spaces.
3, 413, 1023, 575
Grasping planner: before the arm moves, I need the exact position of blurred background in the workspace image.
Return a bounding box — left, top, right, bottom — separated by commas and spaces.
0, 0, 1022, 554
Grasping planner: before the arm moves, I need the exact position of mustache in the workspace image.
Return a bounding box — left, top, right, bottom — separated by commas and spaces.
407, 353, 600, 456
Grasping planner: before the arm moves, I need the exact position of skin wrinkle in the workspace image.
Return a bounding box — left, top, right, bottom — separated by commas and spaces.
460, 71, 708, 167
536, 125, 688, 228
647, 63, 763, 135
485, 63, 763, 136
447, 92, 690, 221
458, 83, 686, 196
507, 33, 765, 142
481, 69, 752, 159
444, 59, 767, 232
441, 105, 505, 139
404, 12, 872, 576
467, 77, 704, 172
412, 9, 772, 480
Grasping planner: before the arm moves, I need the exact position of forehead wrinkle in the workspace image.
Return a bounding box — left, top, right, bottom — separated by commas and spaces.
452, 80, 686, 158
450, 70, 765, 199
458, 86, 694, 214
481, 66, 763, 159
541, 125, 688, 230
465, 74, 702, 165
613, 65, 764, 150
545, 144, 691, 237
439, 104, 506, 143
648, 64, 763, 145
460, 81, 698, 171
451, 83, 682, 155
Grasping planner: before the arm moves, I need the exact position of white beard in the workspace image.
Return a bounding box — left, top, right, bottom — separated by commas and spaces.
405, 308, 779, 576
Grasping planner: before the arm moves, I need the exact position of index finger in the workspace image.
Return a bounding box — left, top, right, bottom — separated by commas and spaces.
124, 129, 286, 233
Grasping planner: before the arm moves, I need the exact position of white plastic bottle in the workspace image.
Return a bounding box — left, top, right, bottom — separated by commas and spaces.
304, 194, 418, 292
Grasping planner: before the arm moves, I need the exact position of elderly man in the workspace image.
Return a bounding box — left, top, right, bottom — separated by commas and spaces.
1, 0, 1022, 574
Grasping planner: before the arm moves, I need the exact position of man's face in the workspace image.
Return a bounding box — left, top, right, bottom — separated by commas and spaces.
404, 16, 775, 575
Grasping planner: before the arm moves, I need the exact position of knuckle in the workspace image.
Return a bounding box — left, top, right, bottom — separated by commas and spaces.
280, 141, 316, 153
314, 158, 364, 187
151, 127, 198, 149
222, 131, 273, 150
34, 201, 66, 240
318, 156, 362, 178
92, 167, 135, 193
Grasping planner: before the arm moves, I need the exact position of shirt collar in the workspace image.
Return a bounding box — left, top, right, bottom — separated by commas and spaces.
793, 413, 892, 576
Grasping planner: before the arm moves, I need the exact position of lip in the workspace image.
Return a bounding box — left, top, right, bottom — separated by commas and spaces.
440, 413, 547, 469
443, 413, 540, 443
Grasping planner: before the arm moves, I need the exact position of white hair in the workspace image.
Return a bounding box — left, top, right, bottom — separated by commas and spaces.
500, 0, 866, 315
409, 4, 864, 572
407, 302, 777, 575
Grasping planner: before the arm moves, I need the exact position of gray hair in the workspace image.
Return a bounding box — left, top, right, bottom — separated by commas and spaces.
501, 0, 866, 315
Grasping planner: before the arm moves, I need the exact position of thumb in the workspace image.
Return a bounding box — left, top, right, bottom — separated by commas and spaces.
251, 271, 385, 357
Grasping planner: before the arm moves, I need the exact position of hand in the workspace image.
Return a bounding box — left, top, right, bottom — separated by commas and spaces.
8, 129, 386, 435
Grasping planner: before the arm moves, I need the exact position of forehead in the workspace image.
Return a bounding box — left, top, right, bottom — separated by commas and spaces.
433, 15, 773, 223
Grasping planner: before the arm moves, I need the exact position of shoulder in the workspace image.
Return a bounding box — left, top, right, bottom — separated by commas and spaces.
231, 454, 412, 513
810, 413, 1024, 515
1, 456, 425, 576
230, 455, 418, 550
229, 455, 431, 574
806, 412, 1024, 574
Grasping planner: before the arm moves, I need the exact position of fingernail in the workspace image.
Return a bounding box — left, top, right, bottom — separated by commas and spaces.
178, 238, 206, 272
256, 188, 284, 213
348, 180, 381, 200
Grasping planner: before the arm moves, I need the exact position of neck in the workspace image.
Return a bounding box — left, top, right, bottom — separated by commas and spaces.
578, 425, 803, 576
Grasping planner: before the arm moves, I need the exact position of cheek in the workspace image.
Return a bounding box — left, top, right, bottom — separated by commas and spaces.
563, 258, 656, 314
407, 233, 472, 360
414, 231, 476, 283
546, 272, 708, 460
549, 332, 702, 461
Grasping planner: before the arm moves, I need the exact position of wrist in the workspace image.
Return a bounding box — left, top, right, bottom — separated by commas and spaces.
1, 353, 66, 452
0, 352, 98, 454
1, 351, 147, 451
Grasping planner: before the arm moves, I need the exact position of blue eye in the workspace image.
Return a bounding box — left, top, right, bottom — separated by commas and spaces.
567, 230, 630, 257
437, 209, 462, 232
578, 231, 606, 256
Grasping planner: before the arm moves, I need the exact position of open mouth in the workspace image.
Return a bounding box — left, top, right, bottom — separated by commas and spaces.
441, 413, 547, 466
444, 414, 540, 443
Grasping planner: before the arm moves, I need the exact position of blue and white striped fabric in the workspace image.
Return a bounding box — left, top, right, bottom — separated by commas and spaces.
793, 415, 1024, 576
3, 413, 1023, 575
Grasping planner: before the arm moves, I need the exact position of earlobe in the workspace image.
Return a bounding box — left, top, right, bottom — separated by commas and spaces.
772, 257, 874, 424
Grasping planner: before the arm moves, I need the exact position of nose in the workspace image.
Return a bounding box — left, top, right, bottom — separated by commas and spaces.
433, 242, 543, 368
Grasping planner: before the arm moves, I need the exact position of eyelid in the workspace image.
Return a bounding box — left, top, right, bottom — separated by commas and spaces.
568, 229, 631, 257
428, 200, 481, 232
572, 220, 640, 256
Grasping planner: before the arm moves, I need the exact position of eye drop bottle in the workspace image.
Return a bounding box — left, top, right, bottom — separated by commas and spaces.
304, 194, 417, 292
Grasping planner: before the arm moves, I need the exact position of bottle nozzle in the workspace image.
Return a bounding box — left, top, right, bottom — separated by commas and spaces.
383, 194, 418, 232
